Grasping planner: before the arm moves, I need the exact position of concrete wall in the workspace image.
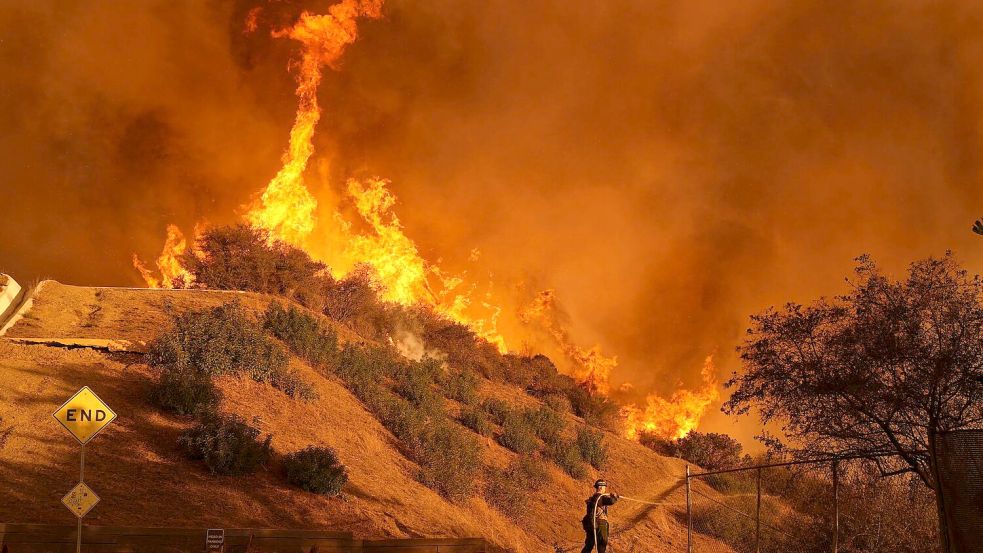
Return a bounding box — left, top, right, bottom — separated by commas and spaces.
0, 274, 22, 330
0, 524, 487, 553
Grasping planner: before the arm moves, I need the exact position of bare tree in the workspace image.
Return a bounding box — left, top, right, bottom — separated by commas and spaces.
725, 253, 983, 552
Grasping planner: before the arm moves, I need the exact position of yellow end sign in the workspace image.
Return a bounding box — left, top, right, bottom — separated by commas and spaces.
62, 481, 100, 518
53, 386, 116, 444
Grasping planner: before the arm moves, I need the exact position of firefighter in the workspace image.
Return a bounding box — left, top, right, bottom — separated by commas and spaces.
581, 479, 619, 553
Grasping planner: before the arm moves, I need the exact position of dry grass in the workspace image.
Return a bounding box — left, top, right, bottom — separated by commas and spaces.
0, 281, 730, 552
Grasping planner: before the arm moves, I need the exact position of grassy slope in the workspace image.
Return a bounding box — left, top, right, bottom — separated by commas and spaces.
0, 281, 730, 552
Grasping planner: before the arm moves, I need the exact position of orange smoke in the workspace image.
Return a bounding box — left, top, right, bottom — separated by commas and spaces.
236, 0, 508, 350
341, 177, 508, 351
245, 0, 382, 246
135, 0, 719, 440
132, 224, 195, 289
519, 289, 618, 395
623, 355, 721, 440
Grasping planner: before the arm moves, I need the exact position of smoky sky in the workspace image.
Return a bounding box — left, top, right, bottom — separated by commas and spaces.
3, 0, 983, 439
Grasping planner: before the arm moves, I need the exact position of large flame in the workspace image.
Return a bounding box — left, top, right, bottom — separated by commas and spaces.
622, 355, 721, 440
135, 0, 718, 441
132, 224, 195, 289
519, 289, 618, 395
344, 178, 509, 350
245, 0, 383, 246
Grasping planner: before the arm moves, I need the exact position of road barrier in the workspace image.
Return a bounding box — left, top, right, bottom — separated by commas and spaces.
0, 274, 23, 332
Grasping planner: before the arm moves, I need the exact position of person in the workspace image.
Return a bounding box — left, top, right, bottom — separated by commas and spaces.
581, 479, 619, 553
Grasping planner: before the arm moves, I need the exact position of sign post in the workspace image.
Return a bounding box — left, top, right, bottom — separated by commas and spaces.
53, 386, 117, 553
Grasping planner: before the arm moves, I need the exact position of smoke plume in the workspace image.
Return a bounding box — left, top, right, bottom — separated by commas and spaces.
3, 0, 983, 443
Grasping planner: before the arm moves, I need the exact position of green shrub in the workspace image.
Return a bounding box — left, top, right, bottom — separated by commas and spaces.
548, 438, 587, 479
525, 405, 566, 446
323, 265, 392, 341
515, 354, 567, 394
180, 225, 329, 308
484, 455, 551, 518
498, 410, 539, 454
460, 406, 493, 437
148, 301, 316, 403
148, 300, 287, 378
179, 414, 272, 476
418, 312, 509, 381
576, 427, 608, 470
638, 431, 676, 457
395, 360, 443, 412
376, 392, 428, 446
359, 382, 394, 415
415, 421, 482, 499
283, 446, 348, 495
543, 393, 572, 414
639, 430, 747, 472
359, 379, 481, 499
337, 343, 399, 397
269, 367, 319, 401
442, 367, 480, 405
481, 397, 511, 425
674, 432, 746, 472
566, 385, 620, 430
151, 364, 219, 415
263, 302, 338, 368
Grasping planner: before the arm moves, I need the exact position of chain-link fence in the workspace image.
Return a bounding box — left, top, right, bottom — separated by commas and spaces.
683, 455, 939, 553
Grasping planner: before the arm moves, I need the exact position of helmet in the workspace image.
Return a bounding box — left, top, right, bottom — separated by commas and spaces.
593, 479, 607, 489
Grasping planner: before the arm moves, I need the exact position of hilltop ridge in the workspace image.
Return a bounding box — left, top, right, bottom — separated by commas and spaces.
0, 280, 731, 552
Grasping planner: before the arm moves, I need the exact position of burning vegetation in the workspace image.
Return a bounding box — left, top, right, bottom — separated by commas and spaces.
133, 0, 720, 441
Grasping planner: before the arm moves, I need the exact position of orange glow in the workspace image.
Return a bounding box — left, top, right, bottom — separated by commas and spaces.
243, 7, 261, 34
237, 0, 509, 351
519, 289, 618, 394
341, 177, 508, 351
245, 1, 384, 246
136, 0, 719, 438
622, 355, 721, 440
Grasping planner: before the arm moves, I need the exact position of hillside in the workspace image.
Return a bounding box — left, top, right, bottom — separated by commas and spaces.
0, 280, 731, 552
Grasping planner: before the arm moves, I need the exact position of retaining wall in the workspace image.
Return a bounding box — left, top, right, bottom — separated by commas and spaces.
0, 274, 22, 330
0, 524, 487, 553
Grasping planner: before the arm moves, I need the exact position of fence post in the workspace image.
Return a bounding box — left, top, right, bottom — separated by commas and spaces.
832, 460, 839, 553
755, 467, 762, 553
686, 465, 692, 553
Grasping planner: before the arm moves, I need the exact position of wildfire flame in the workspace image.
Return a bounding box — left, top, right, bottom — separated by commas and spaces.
622, 355, 721, 440
245, 0, 383, 246
132, 224, 195, 289
134, 0, 719, 441
519, 289, 618, 395
341, 178, 508, 351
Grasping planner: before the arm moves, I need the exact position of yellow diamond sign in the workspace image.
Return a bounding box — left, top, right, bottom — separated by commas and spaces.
53, 386, 117, 444
62, 481, 100, 518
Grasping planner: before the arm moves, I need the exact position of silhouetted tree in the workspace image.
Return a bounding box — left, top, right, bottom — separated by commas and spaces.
725, 253, 983, 552
638, 430, 746, 471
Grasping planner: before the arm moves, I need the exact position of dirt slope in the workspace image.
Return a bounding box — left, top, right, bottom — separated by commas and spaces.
0, 281, 730, 552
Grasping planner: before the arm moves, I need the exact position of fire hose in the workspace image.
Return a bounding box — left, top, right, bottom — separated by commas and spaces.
582, 493, 684, 552
616, 494, 678, 506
